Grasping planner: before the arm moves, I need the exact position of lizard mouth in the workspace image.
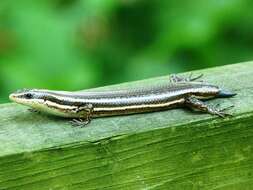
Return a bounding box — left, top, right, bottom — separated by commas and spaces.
9, 93, 20, 103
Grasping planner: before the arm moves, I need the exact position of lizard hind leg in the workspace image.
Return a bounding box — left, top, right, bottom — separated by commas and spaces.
170, 73, 203, 83
185, 96, 234, 118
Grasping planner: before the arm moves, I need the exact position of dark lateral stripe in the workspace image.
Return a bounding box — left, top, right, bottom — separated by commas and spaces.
33, 83, 210, 99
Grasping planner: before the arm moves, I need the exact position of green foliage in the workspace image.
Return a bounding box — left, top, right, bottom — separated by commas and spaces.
1, 0, 253, 103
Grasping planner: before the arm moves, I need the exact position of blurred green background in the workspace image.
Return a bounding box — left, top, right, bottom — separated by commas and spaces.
1, 0, 253, 103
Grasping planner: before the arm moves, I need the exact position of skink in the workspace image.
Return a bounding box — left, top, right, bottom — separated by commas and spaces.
9, 74, 236, 126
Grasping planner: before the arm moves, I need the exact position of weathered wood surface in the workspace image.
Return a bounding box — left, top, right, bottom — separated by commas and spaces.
0, 62, 253, 190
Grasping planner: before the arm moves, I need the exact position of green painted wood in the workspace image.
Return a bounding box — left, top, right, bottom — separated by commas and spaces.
0, 62, 253, 190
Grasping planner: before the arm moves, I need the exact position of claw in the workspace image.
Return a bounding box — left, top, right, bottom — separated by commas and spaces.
213, 104, 234, 118
170, 73, 204, 83
189, 73, 203, 81
219, 105, 234, 112
70, 118, 90, 128
28, 108, 40, 113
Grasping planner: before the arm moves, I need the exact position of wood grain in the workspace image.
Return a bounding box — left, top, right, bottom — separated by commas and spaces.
0, 62, 253, 190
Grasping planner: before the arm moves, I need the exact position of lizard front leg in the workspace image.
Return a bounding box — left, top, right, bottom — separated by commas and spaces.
70, 104, 94, 127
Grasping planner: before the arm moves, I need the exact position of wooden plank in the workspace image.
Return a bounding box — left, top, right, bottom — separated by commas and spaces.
0, 61, 253, 190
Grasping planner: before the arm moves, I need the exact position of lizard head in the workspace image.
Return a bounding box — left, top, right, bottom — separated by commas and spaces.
9, 89, 84, 118
9, 89, 43, 105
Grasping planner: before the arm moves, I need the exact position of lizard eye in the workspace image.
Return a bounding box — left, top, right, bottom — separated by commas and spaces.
24, 93, 33, 99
